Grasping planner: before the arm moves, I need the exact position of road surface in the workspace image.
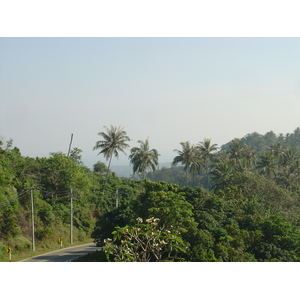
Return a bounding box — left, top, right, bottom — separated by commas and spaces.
19, 243, 99, 262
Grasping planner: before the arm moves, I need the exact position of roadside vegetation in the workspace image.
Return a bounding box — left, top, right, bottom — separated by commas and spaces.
2, 127, 300, 261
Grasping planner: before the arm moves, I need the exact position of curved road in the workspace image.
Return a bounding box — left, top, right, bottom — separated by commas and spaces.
20, 243, 99, 262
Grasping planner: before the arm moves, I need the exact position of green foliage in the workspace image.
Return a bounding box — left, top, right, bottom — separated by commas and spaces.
93, 125, 131, 192
172, 141, 201, 186
3, 127, 300, 262
147, 166, 187, 186
134, 181, 197, 233
227, 172, 299, 222
69, 147, 83, 165
0, 198, 21, 238
0, 145, 102, 257
197, 138, 218, 189
93, 161, 108, 174
6, 236, 32, 251
247, 215, 300, 261
129, 138, 160, 179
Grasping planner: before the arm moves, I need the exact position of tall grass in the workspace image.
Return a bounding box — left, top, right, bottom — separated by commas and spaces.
0, 230, 94, 262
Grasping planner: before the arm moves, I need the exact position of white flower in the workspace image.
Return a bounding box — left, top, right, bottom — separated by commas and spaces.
136, 217, 143, 223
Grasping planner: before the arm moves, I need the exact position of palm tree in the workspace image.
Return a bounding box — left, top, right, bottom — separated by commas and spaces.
189, 156, 203, 186
240, 144, 258, 172
129, 138, 160, 179
227, 139, 256, 172
172, 141, 200, 186
268, 142, 284, 157
228, 139, 245, 162
267, 142, 284, 174
280, 147, 298, 168
93, 125, 130, 191
275, 147, 300, 190
210, 153, 234, 190
256, 152, 277, 179
276, 157, 300, 191
197, 138, 218, 189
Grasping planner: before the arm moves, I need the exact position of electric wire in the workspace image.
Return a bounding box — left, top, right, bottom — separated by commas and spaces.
0, 188, 76, 222
0, 190, 30, 207
0, 209, 82, 222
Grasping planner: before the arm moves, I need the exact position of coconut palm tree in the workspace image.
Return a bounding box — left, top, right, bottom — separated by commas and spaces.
189, 156, 203, 186
239, 144, 258, 172
197, 138, 218, 189
129, 138, 160, 179
227, 139, 257, 172
276, 164, 298, 191
256, 152, 277, 179
275, 147, 300, 190
93, 125, 130, 191
210, 153, 234, 190
172, 141, 200, 186
268, 142, 284, 157
228, 139, 246, 162
280, 147, 298, 168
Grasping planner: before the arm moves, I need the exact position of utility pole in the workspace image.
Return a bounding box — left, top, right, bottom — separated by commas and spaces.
30, 188, 35, 251
116, 189, 119, 208
70, 188, 73, 244
67, 133, 73, 158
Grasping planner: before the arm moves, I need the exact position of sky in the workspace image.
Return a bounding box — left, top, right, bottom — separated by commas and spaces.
1, 37, 300, 168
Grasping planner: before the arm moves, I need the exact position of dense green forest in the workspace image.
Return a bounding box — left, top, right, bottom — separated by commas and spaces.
2, 127, 300, 261
148, 128, 300, 190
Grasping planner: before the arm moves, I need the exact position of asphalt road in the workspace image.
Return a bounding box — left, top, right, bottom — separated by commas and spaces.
19, 243, 99, 262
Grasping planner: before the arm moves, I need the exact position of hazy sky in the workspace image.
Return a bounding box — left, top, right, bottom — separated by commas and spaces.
1, 37, 300, 168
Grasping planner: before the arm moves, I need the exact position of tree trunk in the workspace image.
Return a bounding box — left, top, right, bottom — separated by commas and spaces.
186, 168, 188, 186
103, 153, 113, 192
205, 160, 209, 189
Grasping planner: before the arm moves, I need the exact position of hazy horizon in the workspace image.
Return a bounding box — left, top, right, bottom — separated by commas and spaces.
1, 38, 300, 169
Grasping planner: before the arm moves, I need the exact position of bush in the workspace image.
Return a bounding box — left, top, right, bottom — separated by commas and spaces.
6, 236, 31, 252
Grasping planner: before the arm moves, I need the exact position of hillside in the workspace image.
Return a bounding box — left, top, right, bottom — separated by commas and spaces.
1, 128, 300, 261
147, 128, 300, 190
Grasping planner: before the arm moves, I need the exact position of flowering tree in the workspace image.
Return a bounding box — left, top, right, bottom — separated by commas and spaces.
103, 217, 188, 262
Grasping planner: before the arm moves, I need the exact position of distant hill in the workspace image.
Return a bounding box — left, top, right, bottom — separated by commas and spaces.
111, 162, 172, 178
112, 128, 300, 179
220, 127, 300, 152
110, 165, 132, 178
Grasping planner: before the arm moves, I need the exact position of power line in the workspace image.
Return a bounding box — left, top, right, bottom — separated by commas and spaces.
38, 189, 70, 196
0, 209, 84, 222
0, 190, 30, 207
